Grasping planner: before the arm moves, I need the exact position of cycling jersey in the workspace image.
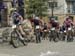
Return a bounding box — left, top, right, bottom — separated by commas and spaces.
50, 20, 59, 29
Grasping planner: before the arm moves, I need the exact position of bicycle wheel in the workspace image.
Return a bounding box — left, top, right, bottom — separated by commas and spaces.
11, 31, 20, 48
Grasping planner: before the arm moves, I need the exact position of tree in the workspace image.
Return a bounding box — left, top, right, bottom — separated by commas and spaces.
25, 0, 49, 17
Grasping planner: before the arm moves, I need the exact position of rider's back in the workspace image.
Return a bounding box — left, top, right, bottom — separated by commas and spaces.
64, 19, 71, 27
22, 19, 32, 29
34, 19, 40, 26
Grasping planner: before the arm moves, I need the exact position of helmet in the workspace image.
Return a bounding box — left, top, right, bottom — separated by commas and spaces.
35, 17, 39, 20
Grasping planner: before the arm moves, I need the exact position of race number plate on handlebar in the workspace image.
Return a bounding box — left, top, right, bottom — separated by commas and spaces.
12, 25, 16, 29
51, 28, 55, 31
64, 30, 66, 33
44, 30, 47, 32
68, 27, 72, 30
36, 26, 40, 29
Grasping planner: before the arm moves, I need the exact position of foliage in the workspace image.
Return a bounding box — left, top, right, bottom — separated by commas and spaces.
25, 0, 49, 17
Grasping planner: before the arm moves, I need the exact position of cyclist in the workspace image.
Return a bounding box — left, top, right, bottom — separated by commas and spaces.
64, 17, 73, 30
49, 17, 59, 29
10, 9, 26, 45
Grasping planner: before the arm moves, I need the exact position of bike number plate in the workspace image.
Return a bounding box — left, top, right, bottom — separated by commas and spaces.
64, 30, 66, 33
44, 30, 47, 31
12, 25, 16, 29
36, 26, 40, 29
68, 28, 71, 30
51, 28, 55, 30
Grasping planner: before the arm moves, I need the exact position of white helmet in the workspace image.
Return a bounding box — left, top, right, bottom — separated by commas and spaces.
35, 17, 39, 20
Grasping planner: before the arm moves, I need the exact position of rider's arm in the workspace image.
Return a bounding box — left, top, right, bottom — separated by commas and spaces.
18, 15, 23, 24
18, 15, 25, 35
18, 25, 25, 35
